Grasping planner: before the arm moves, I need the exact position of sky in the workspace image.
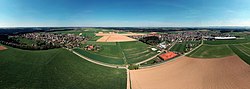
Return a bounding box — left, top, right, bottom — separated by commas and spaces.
0, 0, 250, 27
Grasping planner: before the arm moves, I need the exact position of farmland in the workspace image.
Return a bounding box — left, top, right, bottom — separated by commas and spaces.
204, 35, 250, 45
229, 44, 250, 64
119, 41, 157, 64
74, 47, 125, 65
170, 41, 201, 53
187, 44, 234, 58
52, 28, 105, 38
204, 39, 250, 45
17, 37, 37, 46
0, 46, 126, 89
74, 41, 157, 65
187, 40, 250, 64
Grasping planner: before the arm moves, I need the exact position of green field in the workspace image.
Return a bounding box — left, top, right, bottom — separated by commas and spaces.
89, 36, 102, 41
53, 28, 101, 37
187, 44, 234, 58
204, 39, 250, 45
75, 41, 157, 65
17, 37, 37, 45
229, 44, 250, 64
0, 46, 126, 89
74, 48, 125, 65
170, 43, 186, 53
119, 41, 157, 64
85, 41, 117, 45
170, 41, 200, 53
187, 41, 250, 64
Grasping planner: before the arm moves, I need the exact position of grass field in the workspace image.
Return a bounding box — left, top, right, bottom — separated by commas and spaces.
186, 34, 250, 64
170, 43, 186, 53
170, 41, 200, 53
75, 41, 157, 65
73, 48, 125, 65
119, 41, 157, 64
17, 37, 37, 45
0, 46, 126, 89
89, 36, 102, 41
187, 44, 234, 58
53, 28, 102, 37
85, 41, 117, 45
229, 44, 250, 64
204, 39, 250, 45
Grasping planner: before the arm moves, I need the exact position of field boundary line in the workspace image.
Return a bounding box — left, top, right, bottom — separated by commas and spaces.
241, 44, 250, 50
126, 67, 131, 89
117, 42, 128, 64
234, 46, 250, 57
185, 40, 203, 56
226, 45, 235, 55
228, 45, 250, 65
66, 48, 126, 69
135, 41, 178, 65
203, 42, 250, 46
135, 51, 163, 65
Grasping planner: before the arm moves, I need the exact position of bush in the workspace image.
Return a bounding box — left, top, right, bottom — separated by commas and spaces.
128, 64, 139, 70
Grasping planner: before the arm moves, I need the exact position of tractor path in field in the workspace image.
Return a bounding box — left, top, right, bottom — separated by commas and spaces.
139, 40, 204, 69
67, 48, 131, 89
184, 40, 204, 56
66, 48, 126, 69
135, 41, 178, 65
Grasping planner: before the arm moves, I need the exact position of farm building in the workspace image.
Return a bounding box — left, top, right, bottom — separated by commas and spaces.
205, 36, 236, 40
214, 37, 236, 40
159, 51, 178, 61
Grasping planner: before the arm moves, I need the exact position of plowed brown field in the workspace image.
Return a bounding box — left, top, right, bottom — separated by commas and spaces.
96, 35, 137, 42
0, 46, 7, 51
130, 56, 250, 89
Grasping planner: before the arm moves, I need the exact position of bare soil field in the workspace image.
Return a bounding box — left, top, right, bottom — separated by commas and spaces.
96, 32, 145, 36
0, 46, 7, 51
130, 56, 250, 89
96, 35, 137, 42
96, 32, 146, 42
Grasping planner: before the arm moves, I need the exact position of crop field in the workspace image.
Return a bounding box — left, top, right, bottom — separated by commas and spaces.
17, 37, 37, 45
187, 41, 250, 64
75, 41, 157, 65
170, 43, 186, 53
74, 48, 124, 64
204, 36, 250, 45
187, 44, 234, 58
89, 36, 102, 41
0, 46, 126, 89
53, 28, 104, 37
85, 41, 117, 45
170, 41, 200, 53
119, 41, 157, 64
229, 44, 250, 64
204, 39, 250, 45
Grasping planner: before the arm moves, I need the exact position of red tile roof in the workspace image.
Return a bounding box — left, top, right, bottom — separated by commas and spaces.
159, 52, 178, 60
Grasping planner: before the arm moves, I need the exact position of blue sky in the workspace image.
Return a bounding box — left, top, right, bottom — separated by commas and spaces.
0, 0, 250, 27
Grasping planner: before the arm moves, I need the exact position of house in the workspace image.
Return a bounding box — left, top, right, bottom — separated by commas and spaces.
159, 52, 178, 61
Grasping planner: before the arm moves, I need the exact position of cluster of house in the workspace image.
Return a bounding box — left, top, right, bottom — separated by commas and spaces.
20, 33, 85, 48
84, 45, 101, 52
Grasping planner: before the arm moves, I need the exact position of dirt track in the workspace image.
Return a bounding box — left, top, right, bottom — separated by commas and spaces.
0, 46, 7, 50
130, 56, 250, 89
